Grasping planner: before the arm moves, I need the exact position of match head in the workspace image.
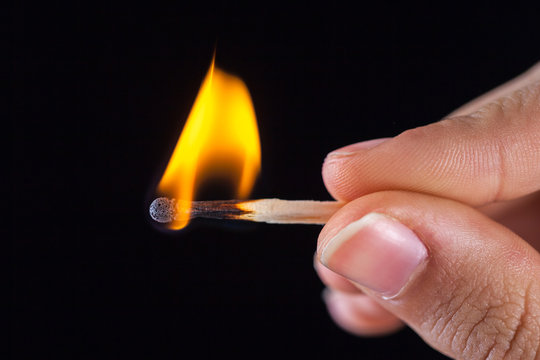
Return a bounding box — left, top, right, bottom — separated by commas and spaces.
149, 197, 176, 223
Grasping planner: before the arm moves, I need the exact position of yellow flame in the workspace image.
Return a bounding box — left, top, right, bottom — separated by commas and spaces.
157, 58, 261, 229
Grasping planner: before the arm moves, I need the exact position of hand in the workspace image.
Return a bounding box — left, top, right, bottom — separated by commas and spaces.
315, 63, 540, 359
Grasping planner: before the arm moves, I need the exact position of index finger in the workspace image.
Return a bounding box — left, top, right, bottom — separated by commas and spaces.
323, 72, 540, 206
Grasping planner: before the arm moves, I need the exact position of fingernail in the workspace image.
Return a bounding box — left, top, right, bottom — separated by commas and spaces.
326, 138, 390, 159
320, 213, 427, 297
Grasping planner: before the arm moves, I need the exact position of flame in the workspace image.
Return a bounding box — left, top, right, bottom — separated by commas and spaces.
157, 58, 261, 229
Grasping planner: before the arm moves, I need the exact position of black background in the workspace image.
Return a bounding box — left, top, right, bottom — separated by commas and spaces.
12, 1, 540, 359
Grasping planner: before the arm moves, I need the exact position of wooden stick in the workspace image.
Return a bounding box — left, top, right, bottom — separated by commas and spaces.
149, 197, 344, 225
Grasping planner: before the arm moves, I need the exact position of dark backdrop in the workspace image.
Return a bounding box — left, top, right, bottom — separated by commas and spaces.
12, 2, 540, 359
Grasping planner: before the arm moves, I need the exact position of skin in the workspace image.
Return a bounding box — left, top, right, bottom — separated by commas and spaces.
315, 62, 540, 359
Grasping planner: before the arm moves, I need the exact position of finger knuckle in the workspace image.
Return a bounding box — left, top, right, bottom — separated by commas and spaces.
469, 80, 540, 122
424, 275, 540, 359
451, 83, 540, 202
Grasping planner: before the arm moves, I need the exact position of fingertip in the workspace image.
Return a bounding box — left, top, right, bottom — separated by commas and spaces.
322, 138, 391, 201
322, 154, 365, 202
322, 156, 347, 201
322, 290, 404, 337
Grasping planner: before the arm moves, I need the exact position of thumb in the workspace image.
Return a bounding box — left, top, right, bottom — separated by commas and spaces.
316, 191, 540, 359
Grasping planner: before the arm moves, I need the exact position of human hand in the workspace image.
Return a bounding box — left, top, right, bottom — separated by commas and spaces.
315, 63, 540, 359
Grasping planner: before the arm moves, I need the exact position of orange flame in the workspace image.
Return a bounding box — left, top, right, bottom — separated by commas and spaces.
156, 58, 261, 229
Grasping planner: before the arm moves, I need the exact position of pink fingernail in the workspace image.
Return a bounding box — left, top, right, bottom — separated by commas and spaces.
326, 138, 390, 158
320, 213, 427, 297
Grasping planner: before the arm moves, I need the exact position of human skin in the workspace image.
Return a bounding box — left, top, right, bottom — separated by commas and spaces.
315, 63, 540, 359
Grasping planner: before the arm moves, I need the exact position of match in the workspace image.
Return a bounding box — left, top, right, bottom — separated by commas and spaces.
149, 197, 344, 225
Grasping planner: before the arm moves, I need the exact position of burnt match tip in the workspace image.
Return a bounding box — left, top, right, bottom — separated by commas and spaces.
149, 197, 176, 223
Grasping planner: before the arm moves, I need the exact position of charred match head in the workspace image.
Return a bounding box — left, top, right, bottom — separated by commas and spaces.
149, 197, 177, 223
149, 197, 250, 224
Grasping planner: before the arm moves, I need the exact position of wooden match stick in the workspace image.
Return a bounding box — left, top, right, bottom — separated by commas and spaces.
149, 197, 344, 225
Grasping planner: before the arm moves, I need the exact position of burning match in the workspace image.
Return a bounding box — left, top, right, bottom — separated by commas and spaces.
150, 197, 344, 225
152, 56, 338, 230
